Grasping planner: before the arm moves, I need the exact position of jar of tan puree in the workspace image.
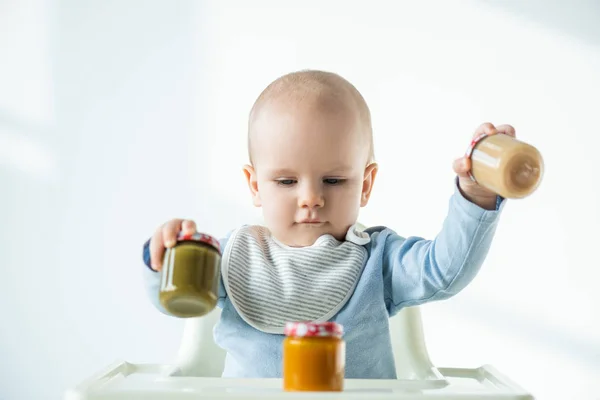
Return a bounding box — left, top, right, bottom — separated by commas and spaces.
466, 132, 544, 199
283, 321, 345, 392
159, 232, 221, 318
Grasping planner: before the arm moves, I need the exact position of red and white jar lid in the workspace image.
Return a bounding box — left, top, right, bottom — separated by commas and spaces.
284, 321, 343, 338
177, 231, 221, 254
464, 132, 489, 183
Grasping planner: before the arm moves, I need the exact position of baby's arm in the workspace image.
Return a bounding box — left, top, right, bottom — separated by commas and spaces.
376, 179, 504, 317
141, 234, 230, 317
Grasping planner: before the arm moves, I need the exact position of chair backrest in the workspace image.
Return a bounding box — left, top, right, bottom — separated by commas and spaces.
173, 306, 443, 381
174, 307, 225, 377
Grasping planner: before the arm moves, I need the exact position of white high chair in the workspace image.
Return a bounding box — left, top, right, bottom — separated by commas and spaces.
65, 306, 534, 399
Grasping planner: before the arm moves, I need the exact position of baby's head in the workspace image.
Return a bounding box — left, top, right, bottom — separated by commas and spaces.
243, 70, 378, 247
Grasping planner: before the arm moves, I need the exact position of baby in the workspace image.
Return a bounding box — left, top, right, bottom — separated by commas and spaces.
142, 70, 512, 378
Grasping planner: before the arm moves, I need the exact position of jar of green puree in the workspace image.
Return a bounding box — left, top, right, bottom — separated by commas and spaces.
159, 232, 221, 318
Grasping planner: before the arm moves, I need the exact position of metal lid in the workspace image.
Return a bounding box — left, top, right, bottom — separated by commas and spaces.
464, 132, 491, 183
284, 321, 343, 338
177, 231, 221, 254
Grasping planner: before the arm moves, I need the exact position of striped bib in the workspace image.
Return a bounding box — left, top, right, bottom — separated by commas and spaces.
221, 224, 370, 334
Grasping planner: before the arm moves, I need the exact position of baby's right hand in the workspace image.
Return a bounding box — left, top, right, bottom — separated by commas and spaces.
149, 219, 197, 271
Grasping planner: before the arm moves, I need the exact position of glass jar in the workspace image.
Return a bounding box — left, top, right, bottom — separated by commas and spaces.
466, 132, 544, 199
159, 232, 221, 318
283, 321, 345, 392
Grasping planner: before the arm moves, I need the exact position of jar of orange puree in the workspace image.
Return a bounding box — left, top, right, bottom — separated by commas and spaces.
283, 321, 345, 392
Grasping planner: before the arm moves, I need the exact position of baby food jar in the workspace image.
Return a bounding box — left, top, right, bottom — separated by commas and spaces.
283, 321, 345, 392
159, 232, 221, 318
466, 133, 544, 199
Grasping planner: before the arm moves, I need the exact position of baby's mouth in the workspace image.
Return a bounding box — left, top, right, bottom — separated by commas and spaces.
296, 219, 326, 226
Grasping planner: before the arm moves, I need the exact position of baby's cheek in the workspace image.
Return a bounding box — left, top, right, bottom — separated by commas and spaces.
334, 191, 361, 221
263, 193, 294, 220
335, 187, 361, 206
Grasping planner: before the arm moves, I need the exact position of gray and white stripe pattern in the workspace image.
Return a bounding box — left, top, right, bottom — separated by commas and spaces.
221, 225, 368, 334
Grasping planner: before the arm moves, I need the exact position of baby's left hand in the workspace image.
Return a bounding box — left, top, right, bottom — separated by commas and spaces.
453, 122, 516, 210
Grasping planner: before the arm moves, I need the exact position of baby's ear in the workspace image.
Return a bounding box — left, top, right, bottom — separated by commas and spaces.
243, 165, 262, 207
361, 162, 378, 207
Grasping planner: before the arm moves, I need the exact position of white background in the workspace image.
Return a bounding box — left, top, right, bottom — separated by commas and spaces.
1, 1, 598, 399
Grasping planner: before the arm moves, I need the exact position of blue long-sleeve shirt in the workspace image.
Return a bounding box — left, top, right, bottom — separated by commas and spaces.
142, 182, 504, 378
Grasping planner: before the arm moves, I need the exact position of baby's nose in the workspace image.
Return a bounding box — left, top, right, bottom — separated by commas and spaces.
298, 186, 324, 208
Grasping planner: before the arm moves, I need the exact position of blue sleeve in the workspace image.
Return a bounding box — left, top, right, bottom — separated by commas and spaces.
375, 180, 505, 317
141, 233, 231, 316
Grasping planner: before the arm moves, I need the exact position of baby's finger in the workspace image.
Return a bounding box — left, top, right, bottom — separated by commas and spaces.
181, 219, 197, 235
495, 124, 516, 138
162, 219, 183, 248
453, 156, 471, 177
150, 226, 166, 271
473, 122, 497, 139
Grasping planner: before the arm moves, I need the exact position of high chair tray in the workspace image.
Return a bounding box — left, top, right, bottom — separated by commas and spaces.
65, 360, 533, 400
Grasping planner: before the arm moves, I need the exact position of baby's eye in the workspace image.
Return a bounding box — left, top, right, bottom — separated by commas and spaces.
323, 178, 344, 185
276, 179, 297, 186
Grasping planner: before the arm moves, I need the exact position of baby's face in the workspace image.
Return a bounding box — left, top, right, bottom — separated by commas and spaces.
245, 101, 376, 247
